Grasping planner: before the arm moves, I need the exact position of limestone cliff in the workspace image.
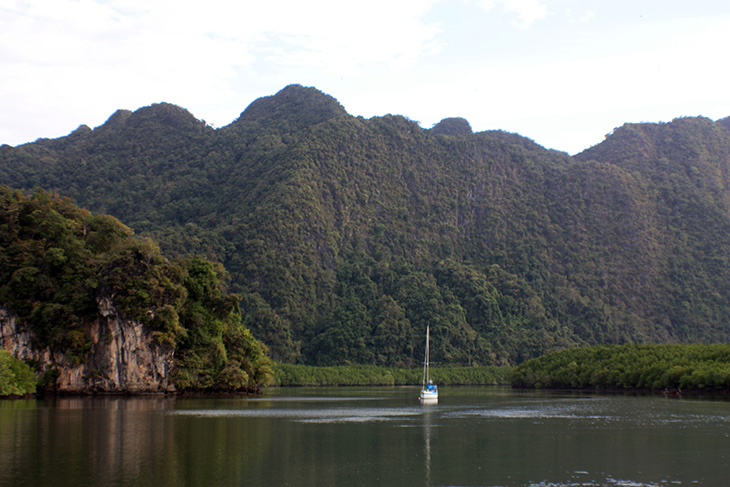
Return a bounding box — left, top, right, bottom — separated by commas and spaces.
0, 298, 175, 394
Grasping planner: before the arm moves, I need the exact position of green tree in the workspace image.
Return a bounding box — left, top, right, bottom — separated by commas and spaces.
0, 350, 36, 396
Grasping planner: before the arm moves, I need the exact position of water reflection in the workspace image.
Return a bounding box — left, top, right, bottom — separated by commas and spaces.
0, 396, 176, 487
422, 403, 436, 486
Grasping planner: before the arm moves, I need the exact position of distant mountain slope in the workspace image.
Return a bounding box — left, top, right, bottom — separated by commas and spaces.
2, 85, 730, 366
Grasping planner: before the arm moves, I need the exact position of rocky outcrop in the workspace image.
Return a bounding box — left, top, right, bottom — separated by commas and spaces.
0, 298, 175, 394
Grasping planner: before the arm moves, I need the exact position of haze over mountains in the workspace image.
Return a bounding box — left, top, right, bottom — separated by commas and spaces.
2, 84, 730, 366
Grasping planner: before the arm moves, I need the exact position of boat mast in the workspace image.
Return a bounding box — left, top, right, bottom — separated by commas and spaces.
423, 326, 430, 388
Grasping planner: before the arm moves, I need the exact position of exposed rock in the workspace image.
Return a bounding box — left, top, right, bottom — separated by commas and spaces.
0, 298, 175, 394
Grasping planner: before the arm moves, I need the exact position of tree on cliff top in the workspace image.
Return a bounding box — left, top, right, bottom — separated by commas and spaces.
0, 186, 271, 392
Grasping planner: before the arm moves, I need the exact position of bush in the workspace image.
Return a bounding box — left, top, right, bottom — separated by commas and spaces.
0, 350, 37, 396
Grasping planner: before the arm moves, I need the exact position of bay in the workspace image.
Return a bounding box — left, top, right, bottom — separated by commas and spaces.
1, 386, 729, 486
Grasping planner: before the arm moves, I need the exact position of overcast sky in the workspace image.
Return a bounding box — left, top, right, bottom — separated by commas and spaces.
2, 0, 730, 154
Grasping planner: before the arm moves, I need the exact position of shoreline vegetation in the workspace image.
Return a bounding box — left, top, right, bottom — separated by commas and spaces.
512, 343, 730, 393
271, 364, 513, 387
5, 343, 730, 397
270, 343, 730, 393
0, 362, 513, 398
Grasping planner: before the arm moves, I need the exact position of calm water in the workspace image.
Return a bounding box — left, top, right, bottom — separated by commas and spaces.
1, 386, 729, 487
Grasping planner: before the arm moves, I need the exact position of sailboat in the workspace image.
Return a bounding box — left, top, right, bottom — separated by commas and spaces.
419, 325, 438, 402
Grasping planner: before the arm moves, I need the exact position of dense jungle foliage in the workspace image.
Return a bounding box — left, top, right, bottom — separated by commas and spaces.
2, 84, 730, 367
271, 363, 511, 386
512, 343, 730, 391
0, 187, 271, 392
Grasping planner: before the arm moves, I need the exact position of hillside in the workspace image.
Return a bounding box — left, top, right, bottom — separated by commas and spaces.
0, 186, 271, 392
2, 84, 730, 366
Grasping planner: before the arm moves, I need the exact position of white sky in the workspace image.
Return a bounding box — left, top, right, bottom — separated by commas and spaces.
2, 0, 730, 154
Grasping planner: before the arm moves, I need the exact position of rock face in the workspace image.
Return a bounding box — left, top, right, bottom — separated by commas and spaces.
0, 298, 175, 394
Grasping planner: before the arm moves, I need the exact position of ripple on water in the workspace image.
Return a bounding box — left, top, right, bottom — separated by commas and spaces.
517, 470, 698, 487
169, 407, 422, 423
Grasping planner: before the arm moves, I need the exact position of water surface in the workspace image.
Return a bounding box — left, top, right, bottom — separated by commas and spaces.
1, 387, 728, 486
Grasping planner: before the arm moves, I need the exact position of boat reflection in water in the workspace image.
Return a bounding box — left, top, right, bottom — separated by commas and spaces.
422, 401, 436, 486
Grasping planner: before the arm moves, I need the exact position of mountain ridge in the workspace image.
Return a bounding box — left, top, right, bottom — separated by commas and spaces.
2, 85, 730, 366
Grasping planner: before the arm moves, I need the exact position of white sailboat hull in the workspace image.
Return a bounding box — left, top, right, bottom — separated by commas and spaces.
419, 389, 438, 402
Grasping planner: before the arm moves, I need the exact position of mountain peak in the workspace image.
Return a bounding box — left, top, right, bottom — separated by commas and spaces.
93, 103, 206, 137
431, 117, 473, 136
93, 102, 209, 141
233, 84, 348, 132
96, 109, 133, 132
126, 103, 204, 131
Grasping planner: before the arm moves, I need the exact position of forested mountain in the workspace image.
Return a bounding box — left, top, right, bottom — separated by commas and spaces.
2, 84, 730, 367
